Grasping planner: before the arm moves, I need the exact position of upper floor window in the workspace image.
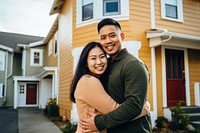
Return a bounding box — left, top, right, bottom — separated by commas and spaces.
0, 51, 5, 71
76, 0, 129, 27
103, 0, 120, 16
30, 49, 43, 67
161, 0, 183, 22
48, 39, 52, 56
82, 0, 93, 21
54, 32, 58, 54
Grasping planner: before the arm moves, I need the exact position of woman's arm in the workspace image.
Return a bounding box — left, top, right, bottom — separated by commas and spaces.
77, 75, 149, 118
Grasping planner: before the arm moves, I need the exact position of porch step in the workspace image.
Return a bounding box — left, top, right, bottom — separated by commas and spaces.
181, 106, 200, 128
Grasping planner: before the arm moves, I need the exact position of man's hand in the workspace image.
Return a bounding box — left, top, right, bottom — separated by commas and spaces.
80, 110, 99, 132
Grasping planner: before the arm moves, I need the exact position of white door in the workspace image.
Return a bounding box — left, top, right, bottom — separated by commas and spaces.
18, 83, 26, 106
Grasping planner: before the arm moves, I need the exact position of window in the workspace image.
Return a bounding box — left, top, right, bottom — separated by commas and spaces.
48, 39, 52, 56
0, 84, 3, 97
54, 32, 58, 54
30, 49, 43, 66
82, 0, 93, 21
0, 51, 5, 71
103, 0, 120, 16
19, 85, 25, 94
161, 0, 183, 22
76, 0, 129, 27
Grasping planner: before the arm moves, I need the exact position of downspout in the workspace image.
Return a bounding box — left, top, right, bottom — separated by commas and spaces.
3, 51, 9, 105
150, 0, 157, 126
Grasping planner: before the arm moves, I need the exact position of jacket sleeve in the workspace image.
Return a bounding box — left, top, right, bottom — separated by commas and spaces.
78, 76, 120, 114
94, 61, 149, 130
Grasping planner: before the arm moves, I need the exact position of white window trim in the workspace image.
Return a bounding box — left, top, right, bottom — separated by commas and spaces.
0, 83, 3, 97
48, 39, 52, 56
76, 0, 129, 27
0, 51, 5, 71
161, 0, 183, 22
30, 49, 43, 67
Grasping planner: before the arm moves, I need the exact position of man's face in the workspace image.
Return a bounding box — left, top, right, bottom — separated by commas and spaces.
99, 25, 124, 59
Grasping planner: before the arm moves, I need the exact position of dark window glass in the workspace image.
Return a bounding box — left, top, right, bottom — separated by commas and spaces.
82, 3, 93, 21
104, 0, 120, 16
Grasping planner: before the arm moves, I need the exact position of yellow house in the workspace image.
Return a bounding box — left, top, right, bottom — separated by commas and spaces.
45, 0, 200, 127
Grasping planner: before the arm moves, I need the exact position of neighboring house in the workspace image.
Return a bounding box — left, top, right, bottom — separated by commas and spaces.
0, 31, 58, 109
47, 0, 200, 126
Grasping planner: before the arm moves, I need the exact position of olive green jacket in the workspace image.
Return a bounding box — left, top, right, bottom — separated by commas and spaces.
95, 49, 152, 133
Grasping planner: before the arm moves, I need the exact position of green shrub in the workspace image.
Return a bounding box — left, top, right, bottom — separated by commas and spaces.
46, 98, 59, 117
170, 101, 190, 130
61, 120, 77, 133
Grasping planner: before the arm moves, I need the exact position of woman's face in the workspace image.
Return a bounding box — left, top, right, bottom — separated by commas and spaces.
87, 46, 108, 78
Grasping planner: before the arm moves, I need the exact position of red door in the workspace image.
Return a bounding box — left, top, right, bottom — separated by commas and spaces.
165, 49, 186, 107
26, 84, 37, 104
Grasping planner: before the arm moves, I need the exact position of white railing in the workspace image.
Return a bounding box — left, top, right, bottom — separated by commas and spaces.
194, 82, 200, 106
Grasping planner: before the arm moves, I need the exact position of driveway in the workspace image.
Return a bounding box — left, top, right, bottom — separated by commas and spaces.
0, 108, 18, 133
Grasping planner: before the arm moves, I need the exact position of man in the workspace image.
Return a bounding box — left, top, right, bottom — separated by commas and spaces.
80, 18, 152, 133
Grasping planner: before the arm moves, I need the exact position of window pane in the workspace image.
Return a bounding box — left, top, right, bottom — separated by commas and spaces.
82, 3, 93, 21
104, 0, 120, 16
166, 4, 178, 18
34, 52, 40, 64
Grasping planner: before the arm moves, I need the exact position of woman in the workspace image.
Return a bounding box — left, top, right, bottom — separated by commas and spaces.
70, 42, 149, 133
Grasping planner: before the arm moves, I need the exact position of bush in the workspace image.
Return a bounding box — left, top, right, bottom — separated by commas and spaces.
46, 98, 59, 117
169, 101, 190, 130
61, 120, 77, 133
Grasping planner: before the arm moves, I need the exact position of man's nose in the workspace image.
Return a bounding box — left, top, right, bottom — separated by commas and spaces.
105, 36, 111, 43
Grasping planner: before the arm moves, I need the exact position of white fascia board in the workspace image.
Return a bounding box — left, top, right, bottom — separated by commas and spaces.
0, 44, 13, 53
29, 40, 44, 47
13, 76, 39, 81
169, 32, 200, 41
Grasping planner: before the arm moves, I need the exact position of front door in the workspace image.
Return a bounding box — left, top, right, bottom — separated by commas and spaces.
165, 49, 186, 107
26, 84, 37, 104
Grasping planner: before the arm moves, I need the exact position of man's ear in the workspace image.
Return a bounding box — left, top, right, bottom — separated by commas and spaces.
121, 33, 125, 40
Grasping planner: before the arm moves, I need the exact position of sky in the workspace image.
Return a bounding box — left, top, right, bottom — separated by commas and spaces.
0, 0, 57, 37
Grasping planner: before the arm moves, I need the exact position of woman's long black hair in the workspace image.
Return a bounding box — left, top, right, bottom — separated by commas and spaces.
70, 42, 107, 103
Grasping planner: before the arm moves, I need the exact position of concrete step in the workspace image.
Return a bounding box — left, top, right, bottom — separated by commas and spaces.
181, 106, 200, 113
190, 121, 200, 128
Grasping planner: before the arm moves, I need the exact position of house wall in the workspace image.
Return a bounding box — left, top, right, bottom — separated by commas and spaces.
155, 46, 163, 116
25, 45, 46, 76
155, 0, 200, 36
188, 49, 200, 105
57, 0, 154, 118
45, 33, 58, 66
58, 0, 73, 119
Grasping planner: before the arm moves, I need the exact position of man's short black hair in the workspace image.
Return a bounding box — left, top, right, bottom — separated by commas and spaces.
97, 18, 121, 33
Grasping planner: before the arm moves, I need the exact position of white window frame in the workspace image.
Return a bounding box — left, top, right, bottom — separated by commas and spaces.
48, 39, 52, 56
161, 0, 183, 22
0, 84, 3, 97
30, 49, 43, 67
0, 51, 5, 71
76, 0, 129, 27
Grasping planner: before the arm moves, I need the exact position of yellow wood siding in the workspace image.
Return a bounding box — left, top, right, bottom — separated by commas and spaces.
58, 0, 73, 119
188, 49, 200, 105
45, 35, 58, 66
155, 46, 163, 116
155, 0, 200, 36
